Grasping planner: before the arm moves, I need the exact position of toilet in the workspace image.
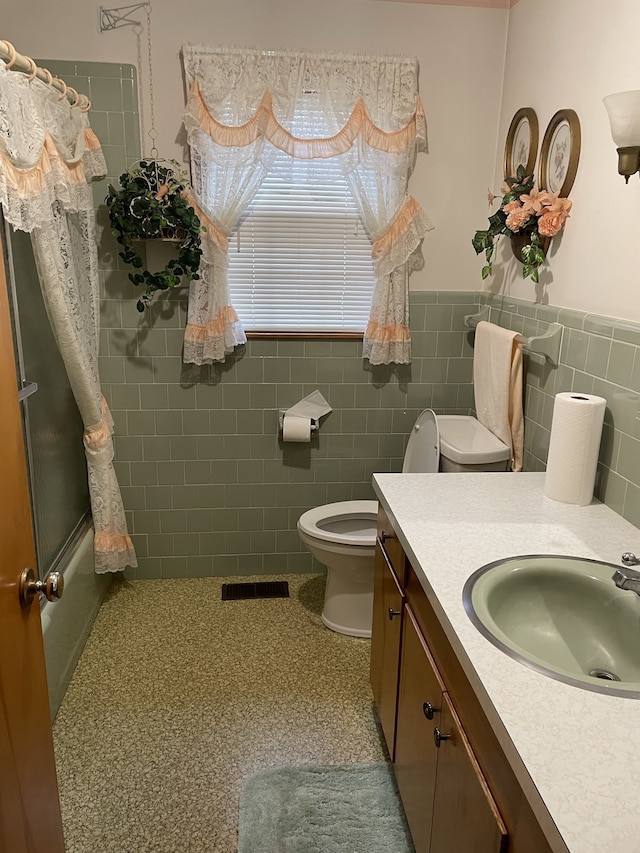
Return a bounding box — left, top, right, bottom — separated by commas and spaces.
297, 410, 510, 638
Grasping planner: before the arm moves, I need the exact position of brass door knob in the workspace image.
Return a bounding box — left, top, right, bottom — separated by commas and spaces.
19, 567, 64, 608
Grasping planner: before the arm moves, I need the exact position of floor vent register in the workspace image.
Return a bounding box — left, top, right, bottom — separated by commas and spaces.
221, 581, 290, 601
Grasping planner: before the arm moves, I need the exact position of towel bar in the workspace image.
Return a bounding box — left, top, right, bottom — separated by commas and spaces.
464, 307, 563, 368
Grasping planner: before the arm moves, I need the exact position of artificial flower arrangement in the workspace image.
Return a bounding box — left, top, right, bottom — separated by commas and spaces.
472, 165, 572, 283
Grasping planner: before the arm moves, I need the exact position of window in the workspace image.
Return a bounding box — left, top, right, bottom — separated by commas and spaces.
226, 93, 376, 335
182, 45, 428, 365
228, 164, 375, 334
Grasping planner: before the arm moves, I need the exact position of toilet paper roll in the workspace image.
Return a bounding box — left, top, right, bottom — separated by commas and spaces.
543, 392, 606, 506
282, 414, 312, 443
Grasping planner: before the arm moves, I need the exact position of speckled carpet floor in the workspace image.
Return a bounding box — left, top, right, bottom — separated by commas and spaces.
52, 574, 387, 853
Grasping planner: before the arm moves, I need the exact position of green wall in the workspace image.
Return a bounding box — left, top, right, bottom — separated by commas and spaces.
480, 294, 640, 527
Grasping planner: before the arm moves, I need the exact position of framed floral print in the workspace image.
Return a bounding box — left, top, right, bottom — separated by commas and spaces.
504, 108, 538, 179
538, 109, 581, 198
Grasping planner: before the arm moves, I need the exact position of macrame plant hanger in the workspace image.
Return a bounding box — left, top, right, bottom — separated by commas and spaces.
100, 2, 203, 311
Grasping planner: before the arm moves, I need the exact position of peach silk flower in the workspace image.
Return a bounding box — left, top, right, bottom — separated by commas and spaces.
520, 188, 547, 214
155, 183, 170, 201
502, 200, 522, 213
544, 194, 573, 216
537, 194, 572, 237
506, 208, 532, 231
538, 210, 567, 237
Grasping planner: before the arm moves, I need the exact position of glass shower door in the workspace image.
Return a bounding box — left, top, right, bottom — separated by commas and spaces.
2, 215, 90, 578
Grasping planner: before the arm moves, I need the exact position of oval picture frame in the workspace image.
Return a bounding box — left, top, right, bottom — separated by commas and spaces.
537, 109, 581, 198
504, 108, 538, 179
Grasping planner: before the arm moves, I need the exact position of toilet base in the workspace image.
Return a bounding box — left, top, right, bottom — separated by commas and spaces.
321, 611, 371, 638
321, 563, 374, 639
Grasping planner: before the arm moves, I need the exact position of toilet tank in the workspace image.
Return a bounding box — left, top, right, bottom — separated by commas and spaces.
437, 416, 510, 473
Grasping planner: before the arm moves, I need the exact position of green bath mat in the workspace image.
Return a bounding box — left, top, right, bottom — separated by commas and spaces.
237, 762, 415, 853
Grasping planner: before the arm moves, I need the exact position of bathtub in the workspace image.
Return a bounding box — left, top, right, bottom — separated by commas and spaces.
40, 523, 112, 720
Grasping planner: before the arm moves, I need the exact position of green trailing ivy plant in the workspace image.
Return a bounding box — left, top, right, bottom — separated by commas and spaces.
106, 160, 204, 311
472, 164, 572, 284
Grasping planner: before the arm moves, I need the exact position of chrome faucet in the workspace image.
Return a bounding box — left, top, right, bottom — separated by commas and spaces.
612, 552, 640, 595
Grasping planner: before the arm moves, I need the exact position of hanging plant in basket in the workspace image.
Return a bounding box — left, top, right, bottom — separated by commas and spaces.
106, 159, 204, 311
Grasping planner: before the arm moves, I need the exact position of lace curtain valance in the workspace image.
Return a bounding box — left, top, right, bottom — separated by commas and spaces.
0, 63, 106, 232
0, 61, 136, 573
181, 44, 433, 365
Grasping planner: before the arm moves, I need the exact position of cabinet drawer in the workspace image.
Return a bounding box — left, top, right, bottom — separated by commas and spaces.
377, 505, 405, 584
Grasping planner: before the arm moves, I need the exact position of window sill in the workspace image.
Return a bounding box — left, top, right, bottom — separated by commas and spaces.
246, 331, 363, 340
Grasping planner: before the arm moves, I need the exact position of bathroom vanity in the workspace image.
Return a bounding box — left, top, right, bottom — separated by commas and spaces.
371, 472, 640, 853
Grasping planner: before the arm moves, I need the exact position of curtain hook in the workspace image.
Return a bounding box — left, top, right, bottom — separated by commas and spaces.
53, 77, 68, 100
41, 67, 53, 86
67, 86, 79, 107
25, 57, 38, 81
79, 97, 92, 113
1, 40, 17, 69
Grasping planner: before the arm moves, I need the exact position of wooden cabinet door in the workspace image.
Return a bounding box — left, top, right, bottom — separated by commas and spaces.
370, 543, 404, 758
431, 693, 508, 853
394, 605, 446, 853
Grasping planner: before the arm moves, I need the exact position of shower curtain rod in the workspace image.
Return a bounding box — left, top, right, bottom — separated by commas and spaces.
0, 39, 91, 111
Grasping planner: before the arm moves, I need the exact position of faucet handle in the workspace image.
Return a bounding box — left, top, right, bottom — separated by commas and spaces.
621, 552, 640, 566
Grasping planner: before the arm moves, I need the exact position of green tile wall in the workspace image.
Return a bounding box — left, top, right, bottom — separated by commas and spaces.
479, 293, 640, 528
103, 290, 477, 579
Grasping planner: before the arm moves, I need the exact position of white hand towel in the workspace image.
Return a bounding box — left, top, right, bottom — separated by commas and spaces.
473, 320, 524, 471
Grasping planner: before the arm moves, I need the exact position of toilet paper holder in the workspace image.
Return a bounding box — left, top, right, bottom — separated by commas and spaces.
279, 410, 318, 435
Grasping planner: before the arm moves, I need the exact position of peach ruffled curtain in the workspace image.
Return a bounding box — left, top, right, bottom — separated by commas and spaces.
181, 44, 432, 365
0, 61, 136, 573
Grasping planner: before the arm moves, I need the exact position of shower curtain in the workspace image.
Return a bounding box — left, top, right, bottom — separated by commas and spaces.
0, 61, 136, 573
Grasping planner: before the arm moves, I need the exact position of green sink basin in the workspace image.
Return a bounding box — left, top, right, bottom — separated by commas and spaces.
463, 555, 640, 698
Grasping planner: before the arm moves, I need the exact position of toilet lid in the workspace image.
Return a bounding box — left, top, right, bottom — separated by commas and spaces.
402, 409, 440, 473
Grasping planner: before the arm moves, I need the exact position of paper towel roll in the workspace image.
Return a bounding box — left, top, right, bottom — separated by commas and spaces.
282, 414, 312, 443
544, 392, 606, 505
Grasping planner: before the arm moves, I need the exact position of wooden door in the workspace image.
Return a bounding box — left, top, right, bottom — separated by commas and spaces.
0, 246, 65, 852
430, 692, 508, 853
370, 543, 404, 758
394, 605, 446, 853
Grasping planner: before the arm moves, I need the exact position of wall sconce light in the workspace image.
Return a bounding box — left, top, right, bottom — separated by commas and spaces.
603, 90, 640, 183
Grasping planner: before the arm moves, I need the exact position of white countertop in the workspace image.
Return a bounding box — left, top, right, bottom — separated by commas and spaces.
372, 472, 640, 853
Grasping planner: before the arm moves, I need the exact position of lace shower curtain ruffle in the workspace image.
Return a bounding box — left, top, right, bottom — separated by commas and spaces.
0, 61, 136, 573
181, 44, 432, 365
0, 65, 106, 231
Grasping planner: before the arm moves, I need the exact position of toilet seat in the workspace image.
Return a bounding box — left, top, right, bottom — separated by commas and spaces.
297, 500, 379, 548
402, 409, 440, 473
